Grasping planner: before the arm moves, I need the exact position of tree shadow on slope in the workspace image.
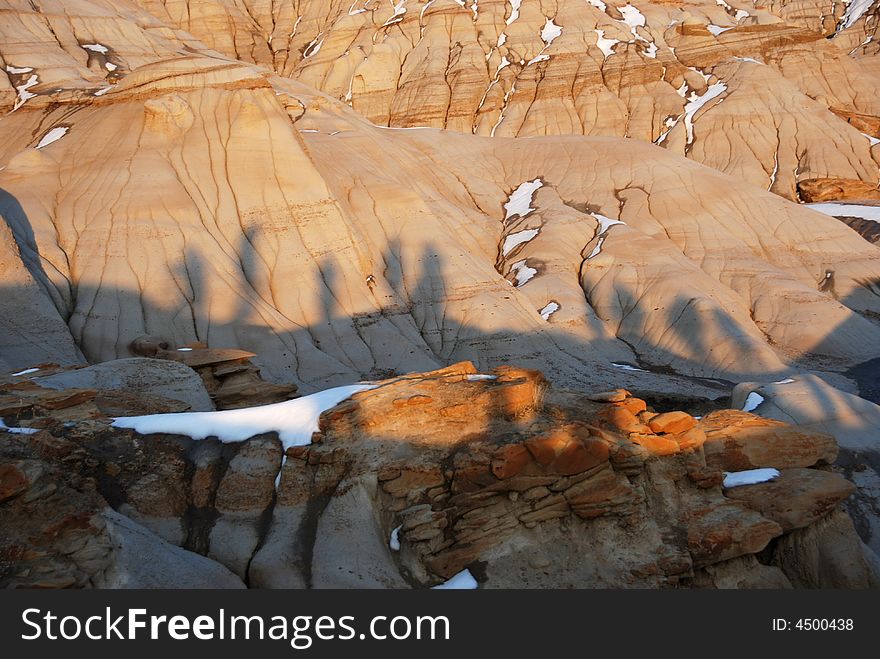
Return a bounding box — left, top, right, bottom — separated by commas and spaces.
0, 187, 71, 314
0, 238, 860, 412
2, 176, 878, 406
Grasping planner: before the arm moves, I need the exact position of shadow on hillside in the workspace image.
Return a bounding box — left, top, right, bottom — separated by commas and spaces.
2, 187, 879, 410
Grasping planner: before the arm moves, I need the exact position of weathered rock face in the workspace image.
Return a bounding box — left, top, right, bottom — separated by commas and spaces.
32, 358, 215, 412
701, 409, 838, 471
729, 374, 880, 557
771, 509, 880, 589
129, 339, 299, 409
724, 468, 856, 532
0, 429, 244, 588
3, 362, 876, 589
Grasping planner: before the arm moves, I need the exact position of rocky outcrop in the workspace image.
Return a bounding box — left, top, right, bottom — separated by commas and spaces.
2, 1, 880, 401
3, 362, 875, 589
797, 178, 880, 203
130, 337, 298, 409
771, 509, 880, 589
0, 428, 243, 588
724, 468, 856, 532
700, 409, 838, 471
730, 374, 880, 557
32, 358, 214, 412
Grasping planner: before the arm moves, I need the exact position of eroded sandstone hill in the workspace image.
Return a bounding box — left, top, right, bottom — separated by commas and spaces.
128, 0, 880, 200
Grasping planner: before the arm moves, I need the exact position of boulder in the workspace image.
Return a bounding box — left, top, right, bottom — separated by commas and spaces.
687, 502, 783, 567
701, 409, 838, 471
33, 358, 214, 411
96, 510, 245, 589
724, 468, 856, 532
649, 411, 698, 435
730, 375, 880, 554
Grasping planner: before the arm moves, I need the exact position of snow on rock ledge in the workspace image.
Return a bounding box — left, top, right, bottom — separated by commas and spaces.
112, 383, 377, 448
723, 468, 780, 488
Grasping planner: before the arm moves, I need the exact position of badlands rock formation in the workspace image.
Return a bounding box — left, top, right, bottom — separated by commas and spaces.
133, 0, 880, 200
2, 361, 877, 588
1, 0, 879, 587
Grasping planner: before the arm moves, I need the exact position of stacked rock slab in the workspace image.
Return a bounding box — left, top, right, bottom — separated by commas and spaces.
130, 336, 298, 409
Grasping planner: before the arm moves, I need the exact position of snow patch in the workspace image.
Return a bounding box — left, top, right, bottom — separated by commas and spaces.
112, 383, 378, 448
390, 525, 401, 551
36, 126, 69, 149
683, 82, 727, 145
11, 367, 40, 376
723, 468, 780, 488
81, 43, 109, 54
612, 362, 647, 372
541, 18, 563, 45
510, 260, 537, 287
587, 236, 606, 259
467, 374, 498, 381
5, 65, 32, 74
504, 179, 543, 220
863, 133, 880, 146
303, 36, 324, 58
619, 5, 646, 32
741, 391, 765, 413
539, 301, 560, 320
806, 203, 880, 222
773, 378, 795, 385
840, 0, 873, 29
383, 1, 407, 27
507, 0, 522, 25
595, 30, 619, 59
593, 213, 625, 235
503, 228, 540, 255
707, 24, 734, 36
0, 419, 40, 435
432, 569, 478, 589
586, 213, 625, 259
12, 73, 39, 111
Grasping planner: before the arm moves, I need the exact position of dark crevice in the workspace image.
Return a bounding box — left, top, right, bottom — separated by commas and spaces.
182, 439, 238, 556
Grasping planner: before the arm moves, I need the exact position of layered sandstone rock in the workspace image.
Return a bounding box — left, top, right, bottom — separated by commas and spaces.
3, 362, 875, 588
730, 374, 880, 556
0, 428, 243, 588
124, 0, 880, 201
